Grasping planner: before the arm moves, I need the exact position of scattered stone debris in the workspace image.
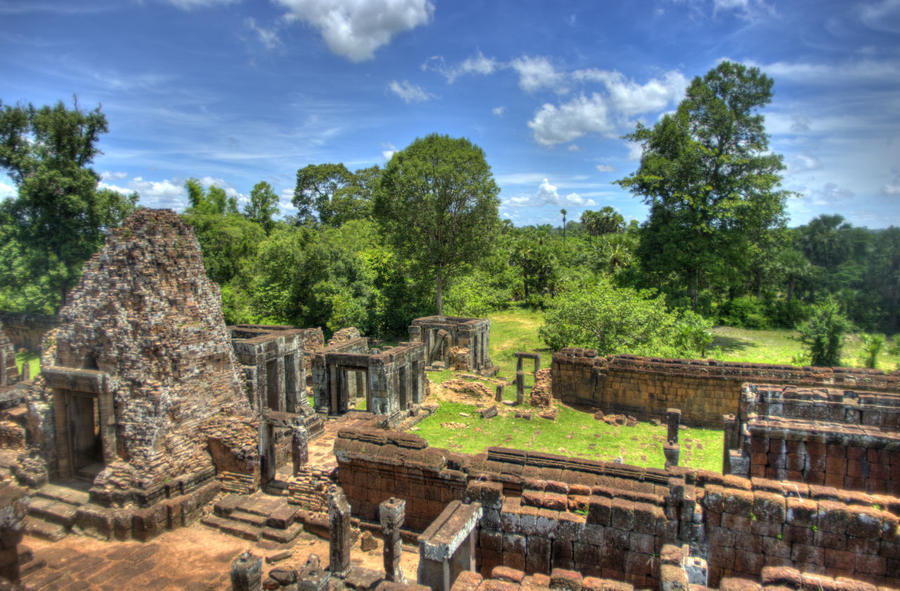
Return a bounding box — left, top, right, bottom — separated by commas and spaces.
360, 531, 378, 552
441, 379, 493, 399
440, 422, 466, 430
514, 410, 532, 420
529, 368, 552, 408
480, 406, 498, 419
538, 407, 558, 421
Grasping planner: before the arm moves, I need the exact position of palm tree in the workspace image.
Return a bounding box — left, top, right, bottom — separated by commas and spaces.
561, 209, 567, 243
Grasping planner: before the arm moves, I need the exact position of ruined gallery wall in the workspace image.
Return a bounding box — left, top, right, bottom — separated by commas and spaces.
0, 312, 58, 352
552, 349, 900, 427
727, 384, 900, 496
334, 425, 900, 589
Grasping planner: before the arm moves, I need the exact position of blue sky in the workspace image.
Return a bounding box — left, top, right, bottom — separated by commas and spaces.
1, 0, 899, 228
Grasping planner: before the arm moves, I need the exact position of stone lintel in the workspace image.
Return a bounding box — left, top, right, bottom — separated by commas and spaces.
419, 500, 483, 562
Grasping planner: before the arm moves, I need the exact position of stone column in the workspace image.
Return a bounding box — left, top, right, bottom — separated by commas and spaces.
515, 371, 524, 405
291, 424, 309, 474
380, 497, 406, 582
329, 487, 352, 578
663, 443, 680, 469
20, 360, 29, 382
666, 408, 682, 444
230, 551, 263, 591
494, 385, 503, 403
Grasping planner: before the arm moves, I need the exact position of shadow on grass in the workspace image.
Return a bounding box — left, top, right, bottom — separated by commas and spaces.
710, 334, 751, 353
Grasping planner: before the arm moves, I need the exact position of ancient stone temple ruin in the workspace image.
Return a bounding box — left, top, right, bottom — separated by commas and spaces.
312, 338, 426, 419
18, 209, 259, 537
409, 316, 495, 374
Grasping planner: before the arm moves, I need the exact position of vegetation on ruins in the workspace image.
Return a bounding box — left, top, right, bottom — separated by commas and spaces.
797, 296, 849, 367
374, 133, 501, 316
0, 99, 137, 312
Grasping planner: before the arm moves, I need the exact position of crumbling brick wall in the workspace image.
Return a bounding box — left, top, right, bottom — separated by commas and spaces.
0, 323, 16, 387
0, 312, 58, 352
552, 349, 900, 426
725, 384, 900, 495
334, 422, 900, 589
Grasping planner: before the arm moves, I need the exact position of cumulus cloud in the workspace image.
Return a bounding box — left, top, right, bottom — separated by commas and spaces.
100, 177, 186, 209
860, 0, 900, 34
805, 182, 855, 206
423, 51, 500, 83
246, 17, 282, 49
882, 183, 900, 195
275, 0, 434, 62
388, 80, 433, 102
567, 144, 580, 152
595, 164, 614, 172
510, 55, 567, 93
505, 178, 594, 208
101, 171, 128, 180
382, 143, 397, 160
789, 153, 822, 172
492, 106, 505, 116
529, 70, 687, 146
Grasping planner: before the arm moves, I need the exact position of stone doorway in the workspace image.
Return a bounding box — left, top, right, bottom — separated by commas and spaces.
68, 393, 102, 474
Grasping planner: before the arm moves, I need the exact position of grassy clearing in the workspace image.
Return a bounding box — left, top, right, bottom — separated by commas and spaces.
15, 352, 40, 378
413, 400, 722, 472
710, 326, 899, 370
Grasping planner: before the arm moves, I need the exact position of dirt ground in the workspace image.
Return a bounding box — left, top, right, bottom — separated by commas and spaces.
21, 521, 421, 590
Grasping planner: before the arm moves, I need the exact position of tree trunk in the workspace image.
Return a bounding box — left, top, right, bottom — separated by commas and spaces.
436, 269, 443, 316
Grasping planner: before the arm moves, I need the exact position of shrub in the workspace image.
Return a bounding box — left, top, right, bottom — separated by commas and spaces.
859, 334, 885, 369
797, 296, 849, 367
539, 278, 678, 355
673, 310, 714, 357
719, 295, 770, 329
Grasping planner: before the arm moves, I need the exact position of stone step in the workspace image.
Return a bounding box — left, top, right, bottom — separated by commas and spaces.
227, 509, 268, 527
213, 494, 243, 517
26, 498, 77, 528
266, 504, 298, 529
201, 515, 260, 541
34, 483, 90, 507
24, 517, 67, 542
261, 521, 304, 544
236, 496, 284, 517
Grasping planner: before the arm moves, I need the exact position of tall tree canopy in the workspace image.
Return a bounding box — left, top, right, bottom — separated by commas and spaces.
243, 180, 279, 234
0, 99, 137, 311
617, 61, 789, 308
374, 134, 500, 315
293, 163, 380, 226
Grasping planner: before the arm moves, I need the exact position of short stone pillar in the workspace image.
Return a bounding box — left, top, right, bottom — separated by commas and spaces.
666, 408, 681, 444
292, 424, 309, 474
494, 384, 503, 403
329, 487, 352, 578
230, 551, 263, 591
298, 554, 330, 591
515, 371, 524, 405
380, 497, 406, 582
20, 360, 29, 382
664, 443, 680, 469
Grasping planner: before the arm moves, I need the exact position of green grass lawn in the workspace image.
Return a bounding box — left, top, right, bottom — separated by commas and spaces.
15, 352, 40, 378
710, 326, 899, 370
413, 401, 722, 472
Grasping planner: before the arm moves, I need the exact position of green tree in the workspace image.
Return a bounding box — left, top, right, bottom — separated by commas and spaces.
859, 334, 885, 369
617, 61, 789, 308
581, 206, 625, 239
375, 134, 500, 315
243, 181, 279, 234
798, 296, 849, 367
539, 278, 678, 355
560, 209, 567, 243
0, 99, 137, 311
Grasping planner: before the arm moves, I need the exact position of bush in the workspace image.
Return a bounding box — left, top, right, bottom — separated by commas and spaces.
797, 296, 849, 367
858, 334, 885, 369
443, 271, 511, 318
719, 295, 770, 329
538, 278, 678, 355
673, 310, 714, 357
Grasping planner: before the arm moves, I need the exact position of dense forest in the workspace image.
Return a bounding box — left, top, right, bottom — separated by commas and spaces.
1, 63, 898, 367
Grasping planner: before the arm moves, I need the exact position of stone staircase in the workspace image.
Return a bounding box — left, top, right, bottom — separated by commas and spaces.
201, 492, 304, 543
24, 482, 90, 541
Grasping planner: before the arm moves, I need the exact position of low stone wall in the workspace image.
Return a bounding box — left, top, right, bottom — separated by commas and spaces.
552, 350, 900, 427
334, 424, 900, 589
0, 312, 58, 352
725, 384, 900, 496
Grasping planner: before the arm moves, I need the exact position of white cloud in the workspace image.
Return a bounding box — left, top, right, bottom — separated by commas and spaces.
511, 56, 566, 93
565, 192, 596, 206
101, 171, 128, 180
789, 153, 822, 172
882, 183, 900, 195
595, 164, 614, 172
422, 51, 500, 83
504, 178, 594, 208
246, 17, 282, 49
382, 143, 397, 160
627, 141, 643, 161
741, 58, 900, 86
492, 106, 505, 117
529, 70, 687, 146
166, 0, 239, 9
275, 0, 434, 62
100, 177, 186, 209
388, 80, 433, 103
567, 144, 580, 152
860, 0, 900, 34
804, 182, 855, 206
